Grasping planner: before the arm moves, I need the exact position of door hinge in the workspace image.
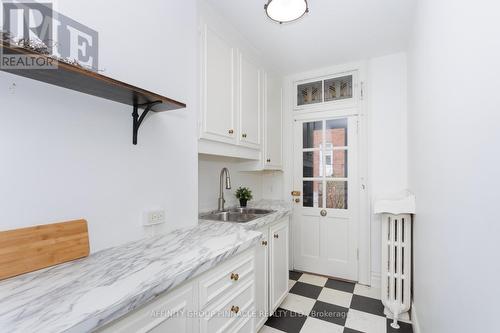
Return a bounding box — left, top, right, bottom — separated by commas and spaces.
360, 81, 364, 100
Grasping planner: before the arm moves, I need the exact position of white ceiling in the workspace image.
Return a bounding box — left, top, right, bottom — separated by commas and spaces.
205, 0, 416, 75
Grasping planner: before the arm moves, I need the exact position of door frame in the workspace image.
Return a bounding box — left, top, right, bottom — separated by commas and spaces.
282, 61, 371, 285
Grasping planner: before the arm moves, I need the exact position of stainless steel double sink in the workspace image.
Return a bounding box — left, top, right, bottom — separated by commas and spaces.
199, 207, 275, 223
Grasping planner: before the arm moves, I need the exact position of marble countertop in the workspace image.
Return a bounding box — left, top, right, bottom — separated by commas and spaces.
0, 222, 262, 333
199, 199, 293, 231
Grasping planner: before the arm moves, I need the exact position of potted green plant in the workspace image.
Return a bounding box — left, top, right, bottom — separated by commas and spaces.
235, 186, 253, 207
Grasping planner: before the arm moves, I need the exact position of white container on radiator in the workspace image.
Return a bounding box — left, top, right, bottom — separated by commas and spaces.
374, 191, 415, 329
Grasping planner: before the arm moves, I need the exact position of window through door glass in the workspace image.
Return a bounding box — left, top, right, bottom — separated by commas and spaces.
302, 118, 349, 209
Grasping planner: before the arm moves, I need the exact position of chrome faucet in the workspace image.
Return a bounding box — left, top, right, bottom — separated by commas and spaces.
218, 167, 231, 211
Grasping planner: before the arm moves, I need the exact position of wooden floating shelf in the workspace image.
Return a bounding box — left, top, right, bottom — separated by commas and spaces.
0, 41, 186, 144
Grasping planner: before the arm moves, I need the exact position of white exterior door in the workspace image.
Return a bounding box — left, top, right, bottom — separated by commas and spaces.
293, 116, 358, 281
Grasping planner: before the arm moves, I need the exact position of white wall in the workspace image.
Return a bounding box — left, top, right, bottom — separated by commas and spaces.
367, 53, 408, 281
407, 1, 500, 332
198, 155, 283, 212
0, 0, 198, 252
198, 155, 261, 212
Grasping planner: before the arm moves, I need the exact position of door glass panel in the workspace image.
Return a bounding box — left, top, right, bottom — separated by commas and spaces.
297, 81, 322, 106
324, 75, 352, 101
326, 181, 348, 209
303, 151, 321, 178
303, 181, 323, 208
325, 119, 347, 147
303, 121, 322, 149
325, 149, 348, 178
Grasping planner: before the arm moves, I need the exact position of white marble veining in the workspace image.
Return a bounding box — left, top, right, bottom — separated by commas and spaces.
0, 222, 261, 333
199, 199, 292, 231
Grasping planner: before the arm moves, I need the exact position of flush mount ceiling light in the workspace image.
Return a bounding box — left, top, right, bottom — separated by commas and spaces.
264, 0, 309, 24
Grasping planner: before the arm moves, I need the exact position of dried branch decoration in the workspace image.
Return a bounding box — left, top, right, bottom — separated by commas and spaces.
1, 30, 104, 73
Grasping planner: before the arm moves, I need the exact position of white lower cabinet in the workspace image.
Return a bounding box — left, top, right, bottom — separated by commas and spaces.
97, 220, 289, 333
269, 219, 289, 312
254, 217, 290, 331
97, 249, 255, 333
254, 228, 269, 329
97, 281, 196, 333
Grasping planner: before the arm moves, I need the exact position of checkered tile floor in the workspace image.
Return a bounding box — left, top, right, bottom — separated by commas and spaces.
259, 271, 413, 333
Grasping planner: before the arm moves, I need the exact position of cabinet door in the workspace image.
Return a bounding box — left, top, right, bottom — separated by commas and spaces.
239, 52, 261, 149
201, 25, 236, 144
255, 228, 269, 330
97, 282, 195, 333
269, 219, 289, 312
264, 73, 283, 169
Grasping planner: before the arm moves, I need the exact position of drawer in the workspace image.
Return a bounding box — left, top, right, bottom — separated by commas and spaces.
230, 315, 254, 333
199, 250, 255, 309
200, 280, 255, 333
96, 281, 195, 333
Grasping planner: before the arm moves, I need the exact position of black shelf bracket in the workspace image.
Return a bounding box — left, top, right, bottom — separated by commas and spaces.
132, 101, 162, 145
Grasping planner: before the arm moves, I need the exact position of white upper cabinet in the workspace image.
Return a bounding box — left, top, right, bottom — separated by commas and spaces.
264, 72, 283, 169
238, 53, 261, 149
199, 17, 283, 163
201, 25, 236, 144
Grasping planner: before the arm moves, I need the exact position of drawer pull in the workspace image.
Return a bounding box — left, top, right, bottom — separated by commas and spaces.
262, 240, 268, 246
230, 305, 240, 314
274, 234, 279, 239
230, 273, 240, 281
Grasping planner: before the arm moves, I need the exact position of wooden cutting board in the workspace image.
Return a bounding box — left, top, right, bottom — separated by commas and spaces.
0, 219, 90, 281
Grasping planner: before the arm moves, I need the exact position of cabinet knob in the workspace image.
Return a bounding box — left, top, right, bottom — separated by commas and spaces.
266, 158, 271, 163
230, 272, 240, 281
242, 133, 247, 138
228, 129, 234, 134
274, 234, 279, 239
320, 209, 327, 217
262, 240, 268, 246
230, 305, 240, 314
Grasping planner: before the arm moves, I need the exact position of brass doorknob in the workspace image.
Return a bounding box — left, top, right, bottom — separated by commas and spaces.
294, 198, 300, 203
320, 209, 327, 217
230, 273, 239, 281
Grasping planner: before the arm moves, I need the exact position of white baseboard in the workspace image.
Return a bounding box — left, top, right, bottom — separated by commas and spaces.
411, 301, 421, 333
370, 272, 381, 288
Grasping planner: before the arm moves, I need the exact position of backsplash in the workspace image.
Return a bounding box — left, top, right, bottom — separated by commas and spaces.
198, 154, 283, 212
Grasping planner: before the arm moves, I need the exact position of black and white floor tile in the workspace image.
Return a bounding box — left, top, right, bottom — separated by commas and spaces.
260, 271, 413, 333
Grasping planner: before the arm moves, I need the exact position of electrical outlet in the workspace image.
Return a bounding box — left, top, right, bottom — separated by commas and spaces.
143, 209, 165, 226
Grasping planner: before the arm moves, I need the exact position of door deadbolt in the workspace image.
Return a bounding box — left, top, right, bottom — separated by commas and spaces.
320, 209, 327, 217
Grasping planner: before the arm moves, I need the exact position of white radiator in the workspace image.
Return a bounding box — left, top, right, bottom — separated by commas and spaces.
381, 213, 412, 329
